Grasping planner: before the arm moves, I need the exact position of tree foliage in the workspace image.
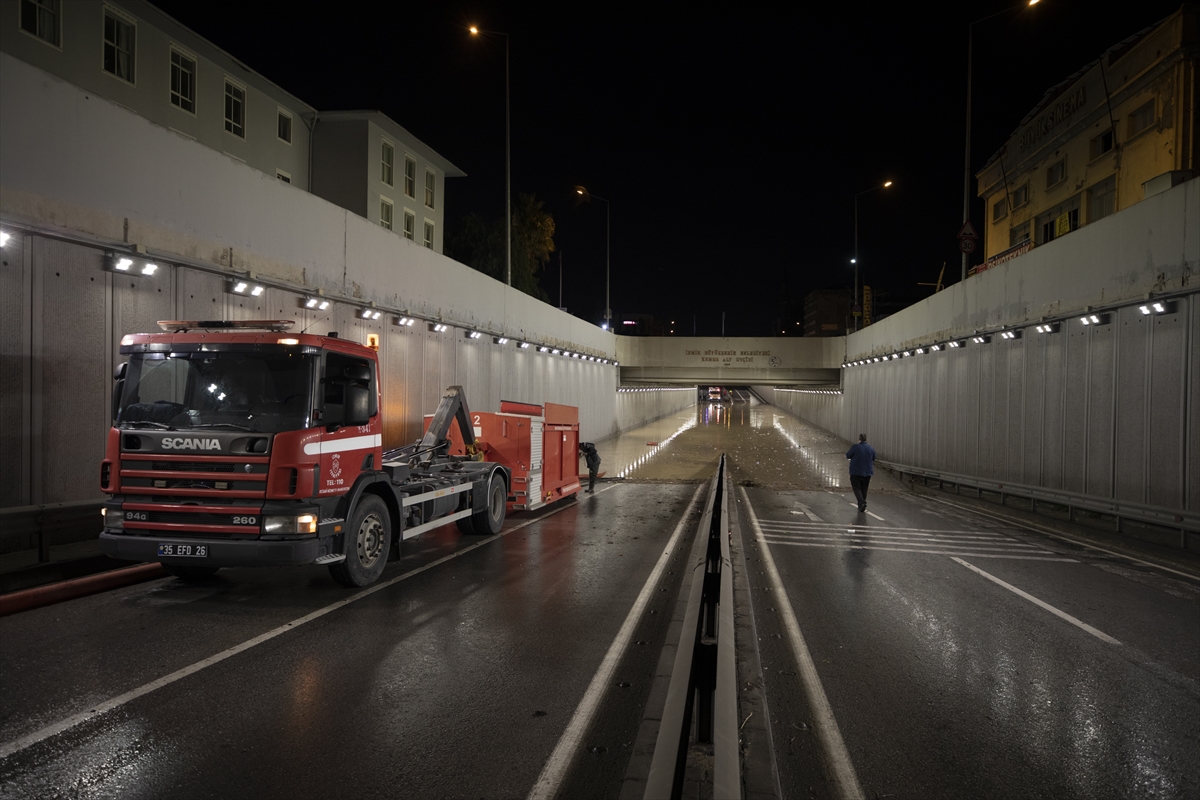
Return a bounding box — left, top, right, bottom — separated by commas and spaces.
448, 193, 555, 301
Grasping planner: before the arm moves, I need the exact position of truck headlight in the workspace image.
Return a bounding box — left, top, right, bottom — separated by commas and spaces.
263, 514, 318, 535
102, 507, 123, 531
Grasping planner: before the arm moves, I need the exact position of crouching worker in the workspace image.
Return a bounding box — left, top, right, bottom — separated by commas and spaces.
580, 441, 601, 493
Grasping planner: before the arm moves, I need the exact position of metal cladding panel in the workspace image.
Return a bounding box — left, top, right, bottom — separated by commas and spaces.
961, 349, 980, 476
1087, 325, 1115, 499
114, 268, 174, 359
1005, 340, 1025, 483
1115, 309, 1149, 503
383, 322, 411, 451
1190, 299, 1200, 512
1042, 332, 1065, 490
38, 240, 108, 504
177, 269, 225, 321
0, 231, 30, 507
916, 358, 932, 468
933, 354, 950, 471
990, 344, 1008, 480
1064, 325, 1089, 494
977, 344, 995, 479
1023, 336, 1045, 486
1149, 312, 1185, 508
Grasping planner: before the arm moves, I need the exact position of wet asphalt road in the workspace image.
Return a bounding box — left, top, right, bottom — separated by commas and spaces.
2, 397, 1198, 799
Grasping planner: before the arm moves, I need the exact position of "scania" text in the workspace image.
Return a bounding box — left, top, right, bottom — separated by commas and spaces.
161, 437, 223, 450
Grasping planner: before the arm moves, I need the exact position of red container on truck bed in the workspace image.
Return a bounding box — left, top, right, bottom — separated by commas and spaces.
423, 400, 580, 511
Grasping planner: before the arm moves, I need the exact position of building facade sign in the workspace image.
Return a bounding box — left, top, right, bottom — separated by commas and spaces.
1019, 87, 1087, 151
684, 349, 773, 365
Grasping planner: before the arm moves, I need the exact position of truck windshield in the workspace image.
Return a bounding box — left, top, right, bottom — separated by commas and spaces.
117, 350, 315, 433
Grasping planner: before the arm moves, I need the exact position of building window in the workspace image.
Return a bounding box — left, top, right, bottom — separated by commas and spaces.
380, 198, 394, 231
1009, 221, 1030, 248
1089, 128, 1114, 160
277, 110, 292, 144
423, 220, 434, 249
103, 8, 136, 83
20, 0, 60, 47
425, 170, 435, 208
170, 49, 196, 113
381, 141, 394, 187
992, 197, 1007, 222
277, 170, 291, 183
1045, 158, 1066, 189
1127, 100, 1155, 138
403, 211, 415, 241
404, 157, 416, 198
224, 80, 245, 138
1036, 195, 1081, 245
1088, 176, 1116, 223
1011, 183, 1029, 209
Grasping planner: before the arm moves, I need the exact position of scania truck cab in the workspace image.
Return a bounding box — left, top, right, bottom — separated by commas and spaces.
99, 320, 509, 587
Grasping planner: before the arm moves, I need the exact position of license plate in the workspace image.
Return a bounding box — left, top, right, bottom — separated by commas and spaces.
158, 543, 208, 558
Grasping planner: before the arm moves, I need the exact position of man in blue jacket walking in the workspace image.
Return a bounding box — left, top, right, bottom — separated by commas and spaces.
846, 433, 876, 513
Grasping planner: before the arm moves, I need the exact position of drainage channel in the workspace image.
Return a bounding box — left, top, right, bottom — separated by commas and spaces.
644, 454, 741, 800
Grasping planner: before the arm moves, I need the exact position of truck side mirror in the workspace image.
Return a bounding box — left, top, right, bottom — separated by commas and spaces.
112, 362, 127, 421
344, 384, 370, 427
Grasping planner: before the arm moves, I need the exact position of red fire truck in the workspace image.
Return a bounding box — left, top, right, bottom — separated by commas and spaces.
98, 319, 573, 587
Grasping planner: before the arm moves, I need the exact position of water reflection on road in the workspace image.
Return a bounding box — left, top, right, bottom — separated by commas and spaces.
593, 397, 901, 491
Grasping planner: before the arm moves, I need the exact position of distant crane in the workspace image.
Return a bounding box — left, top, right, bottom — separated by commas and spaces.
919, 262, 946, 293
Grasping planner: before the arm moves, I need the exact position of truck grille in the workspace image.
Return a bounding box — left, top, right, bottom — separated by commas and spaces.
119, 453, 269, 500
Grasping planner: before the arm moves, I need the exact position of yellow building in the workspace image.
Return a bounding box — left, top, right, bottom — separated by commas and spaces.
976, 5, 1197, 267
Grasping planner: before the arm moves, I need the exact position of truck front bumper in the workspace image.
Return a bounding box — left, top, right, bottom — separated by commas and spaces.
99, 532, 333, 567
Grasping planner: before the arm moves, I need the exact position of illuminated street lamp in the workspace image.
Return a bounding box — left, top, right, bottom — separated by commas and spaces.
575, 186, 611, 329
853, 180, 893, 332
962, 0, 1040, 282
469, 25, 511, 287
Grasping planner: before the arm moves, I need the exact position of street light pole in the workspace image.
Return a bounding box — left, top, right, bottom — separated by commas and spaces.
852, 180, 892, 332
469, 26, 511, 286
575, 187, 611, 329
962, 1, 1039, 283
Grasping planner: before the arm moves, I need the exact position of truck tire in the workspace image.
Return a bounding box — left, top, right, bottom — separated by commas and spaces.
455, 516, 476, 535
468, 473, 506, 536
330, 494, 391, 587
162, 564, 220, 582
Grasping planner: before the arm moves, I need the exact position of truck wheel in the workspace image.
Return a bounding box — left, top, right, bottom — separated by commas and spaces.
469, 473, 506, 536
330, 494, 391, 587
162, 564, 220, 582
455, 516, 477, 535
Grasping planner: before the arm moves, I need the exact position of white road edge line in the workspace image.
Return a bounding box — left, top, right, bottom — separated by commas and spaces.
742, 487, 865, 800
866, 511, 885, 521
951, 557, 1121, 645
0, 492, 602, 761
527, 483, 706, 800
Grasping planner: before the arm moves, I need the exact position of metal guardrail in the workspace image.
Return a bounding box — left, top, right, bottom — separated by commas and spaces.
0, 501, 103, 562
879, 460, 1199, 548
645, 454, 740, 800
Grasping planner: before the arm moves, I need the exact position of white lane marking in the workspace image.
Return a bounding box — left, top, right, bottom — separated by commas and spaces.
759, 522, 1029, 536
762, 540, 1076, 561
952, 557, 1120, 644
0, 492, 597, 761
795, 502, 824, 523
301, 433, 381, 456
866, 511, 885, 521
527, 484, 706, 800
742, 487, 865, 800
926, 496, 1200, 582
764, 533, 1045, 550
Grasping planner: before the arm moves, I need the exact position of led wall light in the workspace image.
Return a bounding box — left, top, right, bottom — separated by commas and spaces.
518, 341, 530, 349
466, 330, 482, 339
972, 335, 990, 344
229, 279, 264, 296
494, 336, 509, 345
303, 296, 331, 311
360, 307, 382, 320
1034, 322, 1060, 334
1079, 313, 1110, 326
0, 231, 10, 247
931, 344, 942, 351
106, 252, 160, 276
539, 346, 549, 353
430, 323, 448, 333
915, 348, 925, 354
1139, 301, 1176, 316
948, 341, 962, 348
395, 316, 416, 326
1000, 329, 1021, 340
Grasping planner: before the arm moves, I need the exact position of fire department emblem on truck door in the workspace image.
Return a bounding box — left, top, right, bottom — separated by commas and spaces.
330, 453, 342, 479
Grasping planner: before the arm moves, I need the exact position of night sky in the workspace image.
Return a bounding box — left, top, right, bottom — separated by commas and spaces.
150, 1, 1181, 336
